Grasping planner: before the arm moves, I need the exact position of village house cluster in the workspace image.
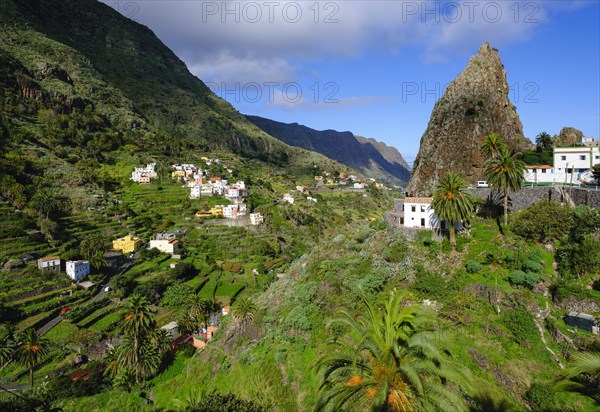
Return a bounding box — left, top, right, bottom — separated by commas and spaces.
170, 161, 254, 221
312, 172, 371, 188
130, 163, 158, 184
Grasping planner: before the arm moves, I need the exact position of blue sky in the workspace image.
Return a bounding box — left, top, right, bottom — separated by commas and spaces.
104, 0, 599, 165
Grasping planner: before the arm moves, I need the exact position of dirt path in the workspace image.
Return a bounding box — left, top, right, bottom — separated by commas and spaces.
535, 301, 564, 369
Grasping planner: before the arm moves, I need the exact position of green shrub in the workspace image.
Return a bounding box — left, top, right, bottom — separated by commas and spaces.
508, 270, 526, 285
383, 239, 408, 263
525, 382, 555, 411
415, 230, 433, 246
412, 267, 448, 300
160, 283, 194, 308
284, 305, 312, 331
186, 392, 268, 412
465, 260, 482, 274
508, 270, 539, 289
557, 236, 600, 278
358, 270, 387, 296
501, 307, 537, 344
522, 259, 543, 274
512, 201, 574, 242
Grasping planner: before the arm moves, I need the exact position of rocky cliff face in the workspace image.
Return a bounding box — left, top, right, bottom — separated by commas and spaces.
553, 127, 584, 147
406, 43, 528, 196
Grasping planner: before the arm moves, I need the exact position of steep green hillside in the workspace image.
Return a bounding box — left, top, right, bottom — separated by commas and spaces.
0, 0, 349, 164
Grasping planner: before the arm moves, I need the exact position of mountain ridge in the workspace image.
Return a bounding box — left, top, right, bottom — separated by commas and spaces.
246, 115, 411, 185
0, 0, 355, 172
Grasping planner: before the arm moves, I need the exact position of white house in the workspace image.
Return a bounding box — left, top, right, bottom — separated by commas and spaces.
282, 194, 294, 204
223, 203, 247, 219
306, 196, 318, 203
353, 183, 365, 189
37, 256, 61, 273
249, 212, 264, 225
524, 165, 556, 184
402, 197, 438, 229
149, 239, 179, 254
66, 260, 90, 281
225, 186, 248, 199
190, 185, 201, 199
149, 232, 180, 254
553, 147, 600, 184
200, 185, 213, 196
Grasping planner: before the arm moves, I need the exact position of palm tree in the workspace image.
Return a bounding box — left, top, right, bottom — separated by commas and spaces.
103, 347, 119, 380
14, 328, 50, 387
177, 312, 197, 336
431, 172, 475, 250
89, 251, 107, 271
0, 325, 16, 365
119, 294, 157, 382
554, 351, 600, 399
232, 297, 256, 333
188, 293, 218, 331
480, 133, 506, 158
121, 294, 156, 339
315, 291, 468, 412
117, 335, 161, 383
535, 131, 553, 150
188, 292, 205, 328
149, 327, 173, 354
483, 146, 526, 227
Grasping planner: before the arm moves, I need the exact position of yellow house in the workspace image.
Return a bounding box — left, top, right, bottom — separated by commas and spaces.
171, 170, 185, 179
210, 205, 224, 216
112, 235, 142, 254
196, 210, 212, 218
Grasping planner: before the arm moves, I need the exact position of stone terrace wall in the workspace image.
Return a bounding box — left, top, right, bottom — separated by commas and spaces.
466, 186, 600, 211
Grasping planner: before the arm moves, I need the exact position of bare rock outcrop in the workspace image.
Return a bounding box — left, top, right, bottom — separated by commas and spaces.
407, 43, 528, 196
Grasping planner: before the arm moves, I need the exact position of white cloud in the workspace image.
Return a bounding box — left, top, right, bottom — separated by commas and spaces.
101, 0, 592, 97
188, 50, 295, 85
266, 91, 393, 111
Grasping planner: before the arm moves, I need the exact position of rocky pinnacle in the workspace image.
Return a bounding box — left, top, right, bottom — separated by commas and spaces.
406, 43, 528, 196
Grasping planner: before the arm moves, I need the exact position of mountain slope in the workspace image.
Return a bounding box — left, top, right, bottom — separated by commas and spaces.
246, 115, 411, 185
0, 0, 350, 170
407, 43, 529, 196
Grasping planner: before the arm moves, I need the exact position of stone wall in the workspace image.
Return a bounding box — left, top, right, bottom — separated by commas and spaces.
466, 186, 600, 212
568, 187, 600, 209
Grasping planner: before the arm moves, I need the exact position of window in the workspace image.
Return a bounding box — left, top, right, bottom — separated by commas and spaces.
541, 169, 546, 173
420, 206, 426, 212
411, 206, 416, 212
532, 168, 537, 173
595, 155, 599, 160
580, 155, 586, 160
420, 218, 425, 227
561, 156, 566, 161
